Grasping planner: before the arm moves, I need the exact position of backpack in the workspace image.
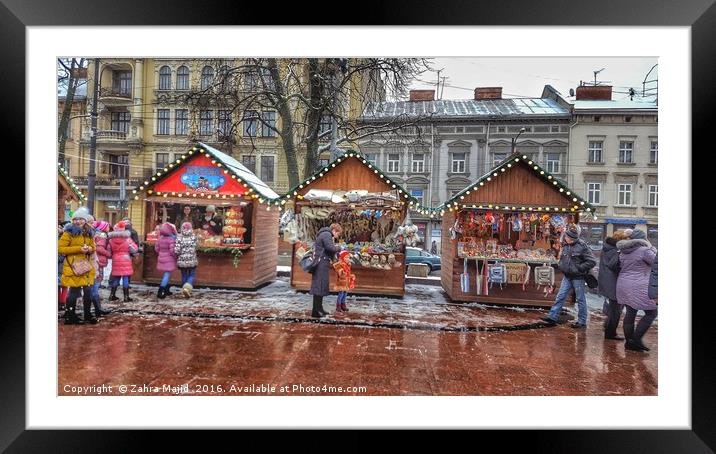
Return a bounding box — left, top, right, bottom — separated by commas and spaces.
488, 263, 507, 289
535, 264, 555, 297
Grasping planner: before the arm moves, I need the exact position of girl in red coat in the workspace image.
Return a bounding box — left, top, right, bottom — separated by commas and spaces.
107, 221, 138, 302
332, 250, 356, 312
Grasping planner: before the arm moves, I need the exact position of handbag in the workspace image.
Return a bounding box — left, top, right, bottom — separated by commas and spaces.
68, 255, 92, 276
585, 268, 599, 289
299, 247, 320, 274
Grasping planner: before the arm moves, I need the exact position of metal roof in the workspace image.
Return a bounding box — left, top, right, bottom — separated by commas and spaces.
573, 99, 657, 112
361, 98, 570, 121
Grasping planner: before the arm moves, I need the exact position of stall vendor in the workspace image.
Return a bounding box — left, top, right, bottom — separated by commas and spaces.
175, 205, 197, 231
199, 204, 223, 235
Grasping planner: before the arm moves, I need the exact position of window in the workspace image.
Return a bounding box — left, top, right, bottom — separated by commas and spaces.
387, 154, 401, 173
200, 66, 214, 90
259, 67, 274, 90
316, 159, 329, 171
158, 66, 171, 90
157, 109, 170, 135
650, 141, 658, 164
492, 153, 507, 168
64, 118, 72, 139
617, 184, 633, 206
175, 109, 188, 135
648, 185, 658, 207
112, 71, 132, 95
410, 189, 424, 205
63, 159, 71, 175
218, 110, 232, 136
261, 155, 275, 182
261, 111, 277, 137
406, 248, 418, 257
619, 141, 634, 163
551, 126, 560, 133
110, 112, 130, 133
243, 110, 258, 137
451, 152, 466, 173
497, 126, 506, 133
244, 70, 259, 91
242, 156, 256, 173
365, 153, 377, 165
199, 110, 213, 136
587, 182, 601, 205
155, 153, 169, 173
172, 153, 182, 163
217, 65, 231, 91
546, 153, 561, 174
176, 66, 189, 90
625, 116, 632, 123
588, 141, 603, 163
109, 154, 129, 179
594, 116, 601, 122
411, 154, 425, 173
319, 115, 332, 135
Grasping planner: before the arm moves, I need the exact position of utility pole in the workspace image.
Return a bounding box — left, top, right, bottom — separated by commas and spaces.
435, 69, 442, 99
87, 58, 100, 215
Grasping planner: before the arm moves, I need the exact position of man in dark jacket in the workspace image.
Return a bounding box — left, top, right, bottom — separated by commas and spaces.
648, 253, 658, 302
309, 223, 342, 318
541, 224, 597, 328
599, 236, 624, 339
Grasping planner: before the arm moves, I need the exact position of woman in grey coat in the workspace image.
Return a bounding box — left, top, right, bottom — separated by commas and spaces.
599, 231, 627, 340
309, 223, 342, 318
616, 229, 658, 352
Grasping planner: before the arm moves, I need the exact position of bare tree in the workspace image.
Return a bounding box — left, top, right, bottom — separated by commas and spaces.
57, 58, 87, 165
181, 58, 433, 188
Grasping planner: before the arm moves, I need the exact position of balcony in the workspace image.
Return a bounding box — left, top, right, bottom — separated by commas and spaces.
99, 87, 133, 105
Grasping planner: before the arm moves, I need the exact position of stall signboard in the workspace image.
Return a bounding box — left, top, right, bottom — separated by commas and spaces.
153, 154, 248, 196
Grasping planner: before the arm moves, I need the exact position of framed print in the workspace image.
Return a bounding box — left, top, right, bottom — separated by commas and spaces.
4, 0, 712, 450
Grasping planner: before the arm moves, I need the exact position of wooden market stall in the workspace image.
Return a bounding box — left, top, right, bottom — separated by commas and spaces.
439, 152, 596, 307
58, 164, 85, 221
284, 151, 417, 297
131, 142, 280, 289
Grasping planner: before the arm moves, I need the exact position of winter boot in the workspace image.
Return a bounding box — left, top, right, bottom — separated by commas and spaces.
164, 284, 173, 296
182, 283, 193, 298
109, 286, 119, 301
123, 287, 133, 302
625, 338, 648, 352
157, 286, 166, 299
64, 303, 82, 325
311, 296, 325, 318
340, 302, 349, 312
83, 299, 98, 325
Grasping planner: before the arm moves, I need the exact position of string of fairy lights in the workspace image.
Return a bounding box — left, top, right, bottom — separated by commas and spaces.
58, 162, 86, 201
130, 146, 595, 218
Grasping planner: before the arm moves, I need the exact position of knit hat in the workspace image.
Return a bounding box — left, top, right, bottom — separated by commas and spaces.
113, 220, 127, 231
93, 220, 110, 232
181, 222, 193, 231
565, 223, 580, 239
87, 214, 96, 223
206, 205, 216, 213
71, 206, 91, 221
339, 250, 352, 261
626, 228, 646, 240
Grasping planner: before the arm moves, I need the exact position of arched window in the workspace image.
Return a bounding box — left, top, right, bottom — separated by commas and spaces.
201, 66, 214, 90
159, 66, 172, 90
176, 66, 189, 90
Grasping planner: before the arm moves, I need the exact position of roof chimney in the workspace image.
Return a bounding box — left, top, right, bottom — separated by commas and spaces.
409, 90, 435, 102
575, 85, 612, 101
474, 87, 502, 100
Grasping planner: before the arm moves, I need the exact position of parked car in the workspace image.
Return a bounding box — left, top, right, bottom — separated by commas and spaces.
405, 247, 441, 272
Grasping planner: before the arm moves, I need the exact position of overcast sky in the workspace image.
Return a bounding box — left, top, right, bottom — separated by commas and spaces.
407, 57, 658, 102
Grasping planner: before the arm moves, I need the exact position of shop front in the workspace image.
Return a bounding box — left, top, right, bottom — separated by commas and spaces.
131, 143, 280, 289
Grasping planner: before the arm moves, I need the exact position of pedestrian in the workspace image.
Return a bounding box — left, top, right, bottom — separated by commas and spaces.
57, 221, 71, 311
431, 240, 437, 255
599, 229, 629, 340
198, 204, 223, 235
175, 205, 197, 231
174, 222, 198, 298
107, 220, 138, 302
333, 250, 356, 312
91, 220, 113, 316
156, 222, 178, 299
616, 229, 658, 352
648, 253, 658, 302
309, 223, 342, 318
541, 223, 597, 328
122, 217, 140, 247
57, 207, 97, 324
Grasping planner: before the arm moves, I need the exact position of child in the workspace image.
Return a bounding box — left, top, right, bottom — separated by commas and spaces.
333, 250, 356, 312
108, 220, 138, 302
156, 222, 178, 299
174, 222, 198, 298
91, 220, 112, 316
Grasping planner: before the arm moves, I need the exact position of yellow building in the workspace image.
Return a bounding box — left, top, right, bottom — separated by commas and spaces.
68, 58, 381, 234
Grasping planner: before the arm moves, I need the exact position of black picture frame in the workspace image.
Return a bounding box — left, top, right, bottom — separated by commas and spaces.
4, 0, 711, 449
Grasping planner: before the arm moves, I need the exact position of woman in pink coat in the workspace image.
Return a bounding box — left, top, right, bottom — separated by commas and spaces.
108, 220, 138, 302
155, 222, 178, 299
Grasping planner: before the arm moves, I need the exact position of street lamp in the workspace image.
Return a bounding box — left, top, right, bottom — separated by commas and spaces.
511, 127, 526, 154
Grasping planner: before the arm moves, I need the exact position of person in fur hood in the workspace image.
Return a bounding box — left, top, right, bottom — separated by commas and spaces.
107, 220, 138, 303
174, 222, 198, 298
616, 228, 658, 352
155, 222, 178, 299
58, 207, 97, 324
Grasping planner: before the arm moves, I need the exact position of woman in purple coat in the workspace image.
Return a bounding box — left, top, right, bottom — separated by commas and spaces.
616, 229, 658, 352
156, 222, 178, 299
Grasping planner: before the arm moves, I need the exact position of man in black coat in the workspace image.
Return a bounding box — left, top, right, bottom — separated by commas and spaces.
599, 235, 624, 340
309, 223, 342, 318
541, 224, 597, 328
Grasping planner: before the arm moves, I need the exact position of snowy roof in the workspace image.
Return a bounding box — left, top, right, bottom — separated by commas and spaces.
573, 99, 657, 112
361, 98, 570, 121
197, 143, 280, 200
